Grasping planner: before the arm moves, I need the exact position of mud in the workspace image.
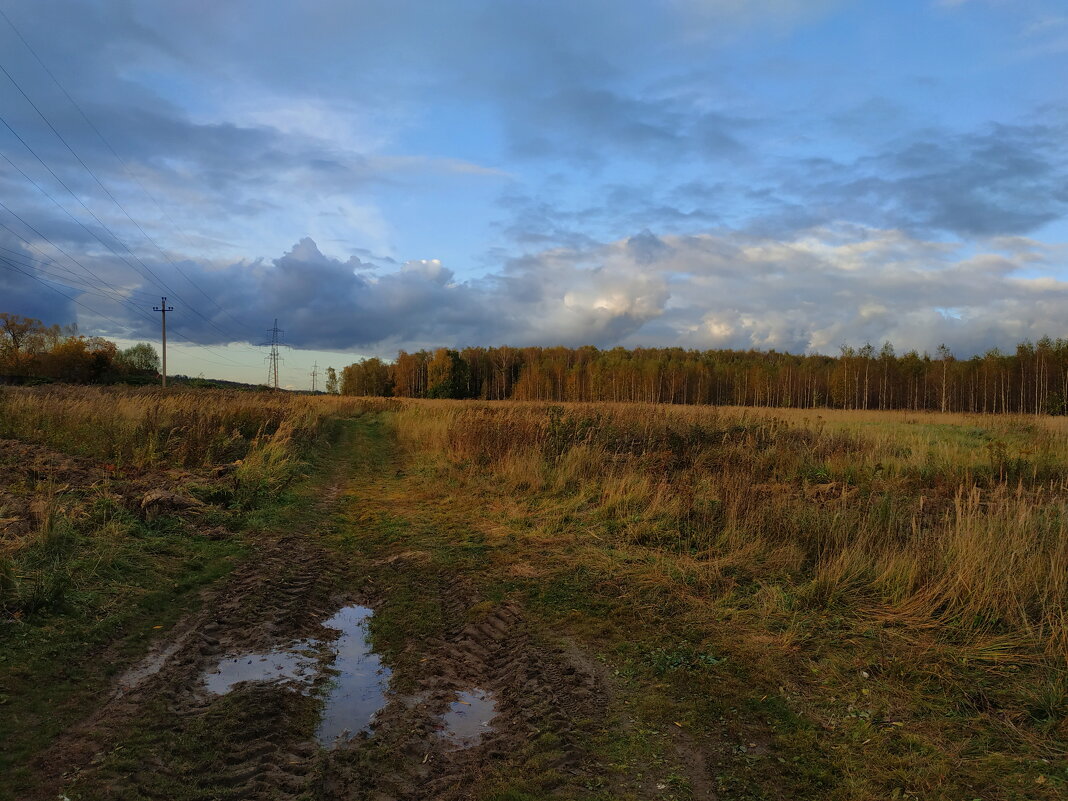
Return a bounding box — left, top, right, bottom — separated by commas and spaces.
26, 474, 608, 801
35, 563, 606, 800
30, 528, 341, 800
314, 590, 607, 800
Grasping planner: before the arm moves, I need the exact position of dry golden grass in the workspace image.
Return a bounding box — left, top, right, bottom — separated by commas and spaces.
0, 385, 393, 468
388, 399, 1068, 661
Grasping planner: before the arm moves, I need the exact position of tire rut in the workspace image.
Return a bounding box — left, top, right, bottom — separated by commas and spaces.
35, 466, 609, 801
317, 584, 606, 801
37, 521, 341, 800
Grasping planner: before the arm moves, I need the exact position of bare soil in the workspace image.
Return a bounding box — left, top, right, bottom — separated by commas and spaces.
0, 438, 210, 550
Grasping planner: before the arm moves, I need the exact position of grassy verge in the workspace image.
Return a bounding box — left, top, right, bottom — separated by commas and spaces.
0, 498, 245, 798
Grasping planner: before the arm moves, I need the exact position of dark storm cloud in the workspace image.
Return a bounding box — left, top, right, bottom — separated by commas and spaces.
0, 258, 77, 324
143, 238, 492, 351
776, 121, 1068, 238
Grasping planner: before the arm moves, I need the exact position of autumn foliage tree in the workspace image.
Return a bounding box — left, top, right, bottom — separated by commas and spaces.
0, 312, 159, 384
337, 339, 1068, 413
341, 358, 393, 396
425, 348, 470, 399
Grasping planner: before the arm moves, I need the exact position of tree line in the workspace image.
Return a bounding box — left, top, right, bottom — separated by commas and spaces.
0, 312, 160, 385
341, 339, 1068, 414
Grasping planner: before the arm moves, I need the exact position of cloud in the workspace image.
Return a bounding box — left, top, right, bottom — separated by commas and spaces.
740, 119, 1068, 239
0, 0, 1064, 373
505, 87, 749, 167
492, 109, 1068, 250
13, 228, 1062, 360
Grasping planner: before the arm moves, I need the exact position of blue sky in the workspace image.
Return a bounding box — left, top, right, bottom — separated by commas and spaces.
0, 0, 1065, 386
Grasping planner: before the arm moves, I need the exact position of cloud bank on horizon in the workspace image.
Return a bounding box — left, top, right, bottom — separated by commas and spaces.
0, 0, 1065, 379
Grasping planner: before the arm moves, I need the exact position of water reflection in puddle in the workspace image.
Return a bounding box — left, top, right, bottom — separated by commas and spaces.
438, 688, 497, 749
204, 643, 319, 694
199, 604, 392, 747
315, 605, 391, 747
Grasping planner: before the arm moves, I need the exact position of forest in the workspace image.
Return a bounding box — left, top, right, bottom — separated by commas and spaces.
342, 339, 1068, 414
0, 313, 159, 384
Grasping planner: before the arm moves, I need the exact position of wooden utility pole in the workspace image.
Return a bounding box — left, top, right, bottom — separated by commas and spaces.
153, 297, 174, 388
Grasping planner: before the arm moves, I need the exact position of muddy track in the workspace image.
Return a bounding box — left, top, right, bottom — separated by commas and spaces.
317, 578, 605, 800
47, 562, 603, 800
34, 526, 339, 799
36, 511, 605, 799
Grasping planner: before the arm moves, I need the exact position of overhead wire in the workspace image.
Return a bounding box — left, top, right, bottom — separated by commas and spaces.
0, 162, 253, 362
0, 5, 261, 337
1, 254, 261, 369
0, 58, 255, 347
0, 256, 249, 369
0, 165, 146, 300
0, 245, 158, 305
0, 208, 260, 369
0, 14, 282, 375
0, 212, 158, 305
0, 106, 248, 347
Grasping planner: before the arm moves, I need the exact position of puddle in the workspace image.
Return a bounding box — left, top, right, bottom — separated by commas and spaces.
204, 643, 320, 694
438, 688, 497, 749
198, 603, 392, 747
315, 604, 392, 747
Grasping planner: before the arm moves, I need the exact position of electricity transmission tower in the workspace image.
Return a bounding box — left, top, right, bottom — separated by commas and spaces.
263, 318, 284, 389
310, 361, 319, 392
152, 297, 174, 388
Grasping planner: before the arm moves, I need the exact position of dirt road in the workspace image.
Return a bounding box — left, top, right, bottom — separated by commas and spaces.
32, 418, 615, 801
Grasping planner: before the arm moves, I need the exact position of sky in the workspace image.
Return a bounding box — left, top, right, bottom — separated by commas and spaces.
0, 0, 1065, 388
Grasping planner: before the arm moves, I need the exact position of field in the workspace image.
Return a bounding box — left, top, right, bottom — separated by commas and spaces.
1, 386, 1065, 800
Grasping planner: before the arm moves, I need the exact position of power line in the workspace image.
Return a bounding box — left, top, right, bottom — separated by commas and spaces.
0, 16, 271, 375
0, 162, 262, 364
0, 254, 148, 339
263, 319, 284, 389
0, 166, 149, 301
0, 246, 156, 304
0, 58, 249, 346
0, 257, 260, 371
0, 210, 255, 367
0, 146, 259, 364
0, 112, 178, 294
0, 5, 260, 336
0, 202, 191, 324
0, 244, 260, 370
